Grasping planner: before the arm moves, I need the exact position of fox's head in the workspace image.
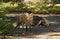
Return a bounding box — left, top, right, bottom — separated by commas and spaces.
26, 13, 33, 19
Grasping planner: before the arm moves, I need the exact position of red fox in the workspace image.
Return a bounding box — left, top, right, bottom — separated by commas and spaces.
16, 13, 33, 32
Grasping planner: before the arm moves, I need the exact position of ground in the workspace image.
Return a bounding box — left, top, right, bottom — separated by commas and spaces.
0, 14, 60, 39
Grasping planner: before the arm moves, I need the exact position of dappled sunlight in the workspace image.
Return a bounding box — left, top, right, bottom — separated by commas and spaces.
0, 0, 60, 39
4, 14, 60, 36
4, 32, 60, 39
49, 21, 60, 24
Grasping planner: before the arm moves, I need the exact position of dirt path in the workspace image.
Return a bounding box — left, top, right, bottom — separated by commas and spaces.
6, 13, 60, 17
1, 14, 60, 39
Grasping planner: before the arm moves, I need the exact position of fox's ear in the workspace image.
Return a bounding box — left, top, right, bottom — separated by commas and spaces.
30, 13, 33, 16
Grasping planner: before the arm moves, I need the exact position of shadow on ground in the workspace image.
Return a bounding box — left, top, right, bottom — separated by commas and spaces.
4, 15, 60, 37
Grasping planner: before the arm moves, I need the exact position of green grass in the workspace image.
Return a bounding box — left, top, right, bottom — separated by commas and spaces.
0, 11, 14, 34
0, 2, 60, 14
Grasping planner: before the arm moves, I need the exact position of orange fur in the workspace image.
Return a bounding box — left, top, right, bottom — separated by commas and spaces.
16, 13, 33, 32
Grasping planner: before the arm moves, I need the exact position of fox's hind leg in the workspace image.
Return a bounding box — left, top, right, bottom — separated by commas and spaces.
29, 25, 31, 32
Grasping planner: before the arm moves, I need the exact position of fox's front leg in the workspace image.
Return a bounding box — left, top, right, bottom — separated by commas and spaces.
26, 25, 28, 32
29, 25, 31, 32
